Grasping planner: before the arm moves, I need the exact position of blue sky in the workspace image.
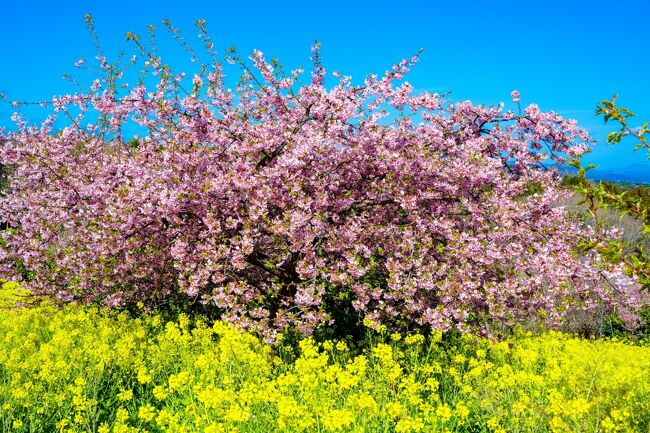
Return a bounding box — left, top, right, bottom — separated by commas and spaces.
1, 0, 649, 176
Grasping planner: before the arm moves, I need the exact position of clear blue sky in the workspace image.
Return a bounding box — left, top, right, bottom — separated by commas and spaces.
1, 0, 649, 175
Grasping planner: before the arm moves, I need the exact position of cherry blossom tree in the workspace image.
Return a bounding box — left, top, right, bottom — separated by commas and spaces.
0, 20, 644, 340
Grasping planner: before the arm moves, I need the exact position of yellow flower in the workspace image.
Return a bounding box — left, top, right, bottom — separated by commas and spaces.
487, 417, 500, 429
156, 408, 180, 428
3, 301, 650, 433
138, 404, 157, 422
386, 402, 404, 420
321, 409, 354, 431
567, 397, 591, 418
455, 400, 470, 420
601, 416, 617, 432
335, 341, 349, 352
152, 385, 167, 401
168, 371, 190, 391
137, 367, 152, 384
372, 343, 394, 364
117, 388, 133, 402
56, 419, 70, 431
204, 423, 225, 433
435, 404, 452, 423
115, 407, 129, 422
395, 416, 425, 433
404, 334, 424, 345
322, 340, 334, 351
430, 330, 443, 344
224, 404, 251, 422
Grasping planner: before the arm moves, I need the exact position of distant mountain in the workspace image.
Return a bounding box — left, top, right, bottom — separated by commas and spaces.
559, 163, 650, 184
587, 163, 650, 184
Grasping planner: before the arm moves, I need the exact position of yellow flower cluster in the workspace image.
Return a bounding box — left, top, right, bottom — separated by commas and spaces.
1, 299, 649, 432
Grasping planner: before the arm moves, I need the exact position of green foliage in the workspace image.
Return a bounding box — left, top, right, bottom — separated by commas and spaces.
596, 94, 650, 153
566, 96, 650, 292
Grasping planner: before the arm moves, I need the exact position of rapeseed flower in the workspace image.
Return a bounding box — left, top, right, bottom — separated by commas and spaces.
2, 302, 650, 432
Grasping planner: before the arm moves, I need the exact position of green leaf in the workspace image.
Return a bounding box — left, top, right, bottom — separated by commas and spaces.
606, 131, 622, 144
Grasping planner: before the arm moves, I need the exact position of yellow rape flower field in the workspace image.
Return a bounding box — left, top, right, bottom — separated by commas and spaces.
1, 286, 650, 433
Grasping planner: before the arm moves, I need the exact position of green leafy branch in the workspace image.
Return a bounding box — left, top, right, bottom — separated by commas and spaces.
568, 97, 649, 290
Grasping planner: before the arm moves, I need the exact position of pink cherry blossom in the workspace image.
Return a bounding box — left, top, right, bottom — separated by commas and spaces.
511, 89, 520, 103
0, 43, 645, 340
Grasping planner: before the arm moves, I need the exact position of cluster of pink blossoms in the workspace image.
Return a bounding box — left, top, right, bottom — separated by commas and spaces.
0, 46, 645, 340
